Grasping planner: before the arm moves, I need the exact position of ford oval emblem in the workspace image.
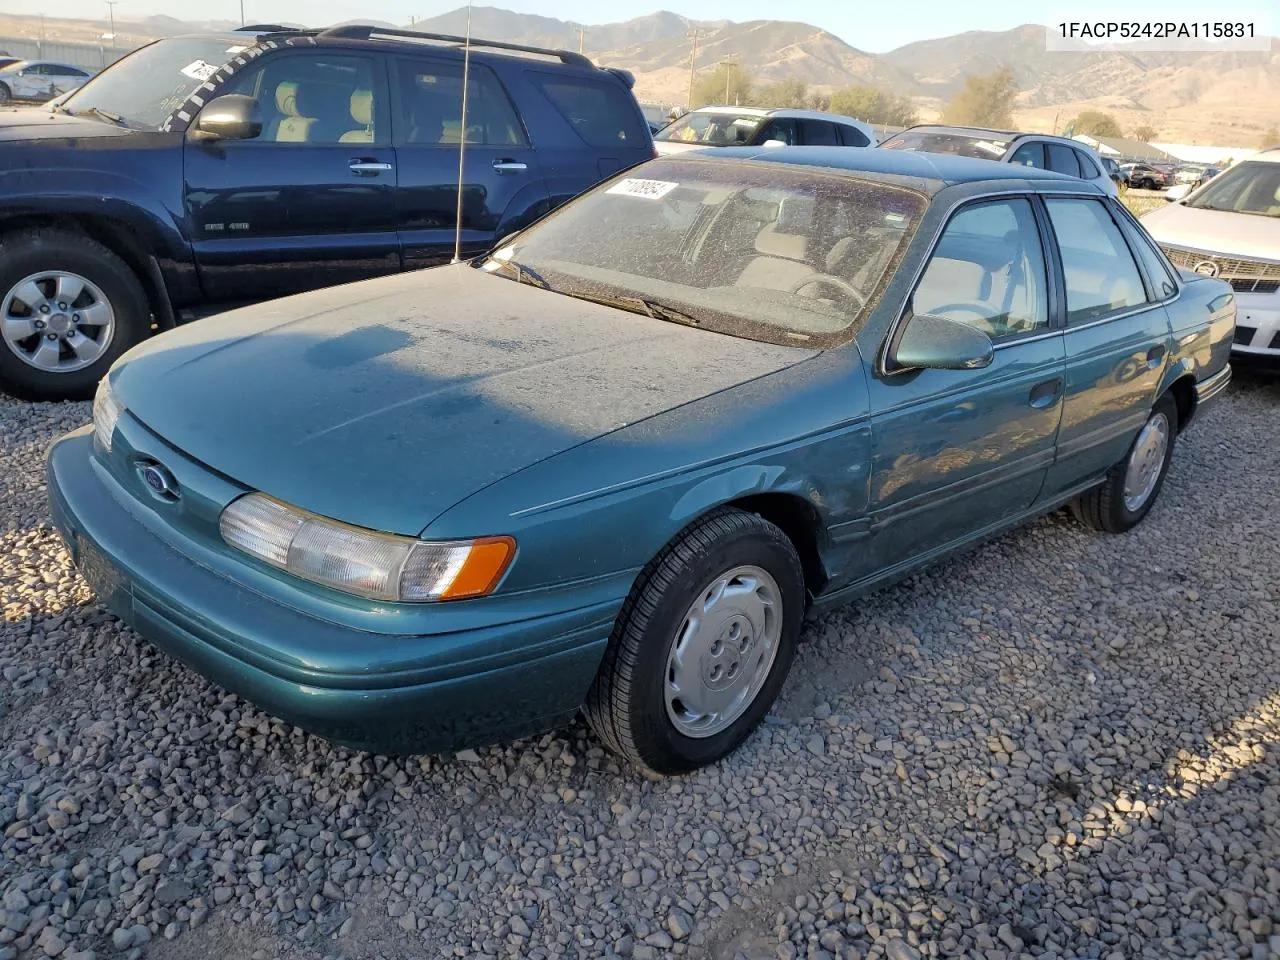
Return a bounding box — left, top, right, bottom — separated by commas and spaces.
140, 463, 180, 499
1192, 260, 1220, 277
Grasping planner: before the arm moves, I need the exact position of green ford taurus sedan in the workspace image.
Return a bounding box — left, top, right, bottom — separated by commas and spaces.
48, 147, 1235, 775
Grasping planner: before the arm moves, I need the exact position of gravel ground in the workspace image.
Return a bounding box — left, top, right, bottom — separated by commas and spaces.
1, 371, 1279, 960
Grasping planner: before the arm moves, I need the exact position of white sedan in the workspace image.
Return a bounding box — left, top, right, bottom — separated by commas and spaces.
0, 61, 93, 104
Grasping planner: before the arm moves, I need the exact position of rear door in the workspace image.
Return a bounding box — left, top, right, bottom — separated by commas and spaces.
391, 55, 547, 269
184, 50, 399, 303
1040, 195, 1173, 496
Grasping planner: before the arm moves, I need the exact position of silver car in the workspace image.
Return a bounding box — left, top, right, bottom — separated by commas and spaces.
0, 61, 93, 104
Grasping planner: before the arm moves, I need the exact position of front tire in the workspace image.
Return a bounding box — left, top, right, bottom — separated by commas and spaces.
584, 508, 805, 776
0, 229, 151, 401
0, 84, 9, 104
1072, 393, 1177, 534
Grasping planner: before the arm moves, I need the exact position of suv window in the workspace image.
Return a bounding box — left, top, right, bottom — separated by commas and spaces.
1045, 198, 1146, 322
396, 59, 526, 146
1074, 149, 1101, 178
837, 124, 869, 147
531, 73, 646, 147
225, 53, 383, 145
757, 117, 798, 145
1009, 142, 1045, 168
912, 198, 1048, 341
1046, 143, 1082, 178
801, 120, 838, 146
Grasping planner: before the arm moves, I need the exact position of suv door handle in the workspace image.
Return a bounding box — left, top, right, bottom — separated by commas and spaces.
349, 160, 393, 175
1029, 377, 1064, 409
1146, 344, 1167, 366
492, 159, 528, 172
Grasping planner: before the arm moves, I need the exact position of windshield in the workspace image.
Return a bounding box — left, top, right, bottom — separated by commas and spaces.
59, 37, 246, 130
483, 159, 927, 347
655, 111, 763, 146
1185, 161, 1280, 217
880, 130, 1010, 160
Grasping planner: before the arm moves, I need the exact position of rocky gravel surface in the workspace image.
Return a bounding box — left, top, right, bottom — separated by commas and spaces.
1, 373, 1278, 960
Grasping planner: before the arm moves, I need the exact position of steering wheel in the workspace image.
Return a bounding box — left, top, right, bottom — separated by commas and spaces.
788, 274, 867, 308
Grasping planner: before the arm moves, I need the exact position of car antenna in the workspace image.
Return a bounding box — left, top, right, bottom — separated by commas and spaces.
450, 0, 473, 264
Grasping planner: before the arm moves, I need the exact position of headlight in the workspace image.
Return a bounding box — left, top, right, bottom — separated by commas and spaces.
219, 493, 515, 602
92, 377, 123, 452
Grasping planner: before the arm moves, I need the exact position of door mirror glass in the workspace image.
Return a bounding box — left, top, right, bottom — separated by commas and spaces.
892, 313, 994, 371
193, 94, 262, 141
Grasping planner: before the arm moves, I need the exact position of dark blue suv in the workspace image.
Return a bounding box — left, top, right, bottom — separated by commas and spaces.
0, 25, 653, 400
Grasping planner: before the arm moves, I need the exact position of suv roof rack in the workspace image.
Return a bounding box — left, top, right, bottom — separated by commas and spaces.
237, 24, 296, 32
317, 24, 594, 68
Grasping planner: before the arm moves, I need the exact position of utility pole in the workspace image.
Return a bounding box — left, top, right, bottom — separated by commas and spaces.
686, 27, 697, 108
105, 1, 118, 54
720, 56, 738, 105
577, 27, 586, 54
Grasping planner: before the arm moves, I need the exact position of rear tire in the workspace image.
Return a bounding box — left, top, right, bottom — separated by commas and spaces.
0, 84, 9, 104
584, 508, 805, 776
1072, 393, 1177, 534
0, 229, 151, 402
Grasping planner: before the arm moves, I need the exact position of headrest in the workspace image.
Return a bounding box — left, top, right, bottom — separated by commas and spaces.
754, 223, 808, 261
349, 89, 372, 126
825, 236, 857, 272
775, 196, 811, 233
275, 81, 300, 117
293, 81, 352, 121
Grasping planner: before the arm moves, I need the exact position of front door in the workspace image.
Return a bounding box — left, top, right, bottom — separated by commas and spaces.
1041, 196, 1174, 496
184, 50, 400, 304
392, 56, 547, 269
864, 197, 1066, 575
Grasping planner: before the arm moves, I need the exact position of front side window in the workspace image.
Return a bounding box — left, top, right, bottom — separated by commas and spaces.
395, 60, 525, 146
1045, 198, 1146, 323
223, 54, 381, 145
533, 73, 648, 147
1184, 161, 1280, 217
485, 159, 927, 347
911, 198, 1048, 341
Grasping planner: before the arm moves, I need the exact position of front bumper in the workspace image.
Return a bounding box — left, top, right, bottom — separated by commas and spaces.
47, 429, 618, 755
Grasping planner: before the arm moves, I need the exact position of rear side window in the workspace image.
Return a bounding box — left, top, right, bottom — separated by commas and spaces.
838, 124, 870, 147
757, 118, 798, 145
395, 59, 526, 146
1046, 144, 1082, 178
1045, 198, 1146, 323
801, 120, 838, 146
532, 73, 646, 148
1112, 203, 1178, 300
1074, 149, 1101, 178
1009, 142, 1045, 168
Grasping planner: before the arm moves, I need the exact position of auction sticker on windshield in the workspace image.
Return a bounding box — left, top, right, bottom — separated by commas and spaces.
180, 60, 221, 82
606, 179, 679, 200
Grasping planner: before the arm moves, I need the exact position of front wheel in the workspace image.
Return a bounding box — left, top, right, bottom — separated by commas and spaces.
1072, 393, 1177, 534
584, 508, 805, 775
0, 230, 151, 401
0, 84, 9, 104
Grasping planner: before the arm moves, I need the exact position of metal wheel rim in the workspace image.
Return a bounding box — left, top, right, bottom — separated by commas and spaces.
664, 564, 783, 739
1123, 412, 1169, 512
1, 270, 115, 373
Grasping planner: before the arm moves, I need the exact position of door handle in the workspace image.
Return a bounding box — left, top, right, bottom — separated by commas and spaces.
492, 159, 528, 172
1146, 344, 1167, 367
1028, 377, 1063, 409
349, 160, 393, 175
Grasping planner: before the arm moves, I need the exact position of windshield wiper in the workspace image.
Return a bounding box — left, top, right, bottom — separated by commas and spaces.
565, 291, 699, 326
75, 106, 127, 126
488, 257, 550, 290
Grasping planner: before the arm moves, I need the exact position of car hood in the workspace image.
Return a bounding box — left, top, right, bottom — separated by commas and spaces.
112, 265, 818, 536
0, 107, 134, 142
1141, 202, 1280, 261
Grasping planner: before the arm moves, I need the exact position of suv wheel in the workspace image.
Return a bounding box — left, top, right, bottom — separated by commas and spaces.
0, 230, 151, 401
585, 508, 804, 775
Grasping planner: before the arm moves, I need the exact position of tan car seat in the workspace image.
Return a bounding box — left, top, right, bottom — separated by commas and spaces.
274, 81, 315, 142
735, 197, 816, 291
339, 90, 374, 143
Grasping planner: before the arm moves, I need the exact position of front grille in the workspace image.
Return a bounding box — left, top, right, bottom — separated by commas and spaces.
1163, 246, 1280, 290
1235, 326, 1256, 346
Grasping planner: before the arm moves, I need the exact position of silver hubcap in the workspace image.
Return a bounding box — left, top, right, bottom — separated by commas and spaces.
2, 271, 115, 373
665, 564, 783, 739
1123, 412, 1169, 512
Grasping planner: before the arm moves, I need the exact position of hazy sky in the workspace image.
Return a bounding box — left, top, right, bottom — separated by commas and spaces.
1, 0, 1266, 52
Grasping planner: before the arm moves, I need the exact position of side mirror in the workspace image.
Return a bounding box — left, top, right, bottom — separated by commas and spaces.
192, 94, 262, 141
891, 313, 994, 372
761, 139, 787, 148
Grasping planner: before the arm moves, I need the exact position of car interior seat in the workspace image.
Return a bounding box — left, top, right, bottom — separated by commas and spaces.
273, 81, 314, 142
339, 90, 375, 143
735, 197, 817, 291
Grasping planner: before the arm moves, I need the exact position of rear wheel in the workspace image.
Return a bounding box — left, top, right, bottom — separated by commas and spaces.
0, 84, 9, 104
0, 230, 151, 401
1072, 393, 1177, 534
584, 508, 805, 775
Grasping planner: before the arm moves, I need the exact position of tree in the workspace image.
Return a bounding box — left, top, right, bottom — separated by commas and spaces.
690, 62, 754, 108
827, 85, 918, 126
1069, 110, 1122, 137
751, 79, 808, 109
941, 67, 1017, 128
1132, 124, 1158, 142
1260, 126, 1280, 149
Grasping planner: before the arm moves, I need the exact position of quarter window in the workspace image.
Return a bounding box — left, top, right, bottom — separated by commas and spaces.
838, 124, 870, 147
531, 73, 647, 147
1113, 204, 1179, 300
911, 198, 1048, 341
1045, 198, 1147, 322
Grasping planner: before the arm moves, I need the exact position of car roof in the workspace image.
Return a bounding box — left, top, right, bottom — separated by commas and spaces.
897, 123, 1089, 147
671, 145, 1090, 193
689, 105, 869, 125
1247, 149, 1280, 165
